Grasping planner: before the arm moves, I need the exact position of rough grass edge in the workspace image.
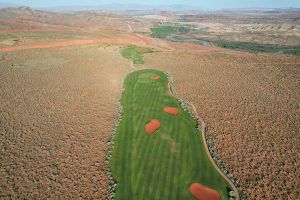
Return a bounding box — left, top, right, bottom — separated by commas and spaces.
105, 69, 138, 200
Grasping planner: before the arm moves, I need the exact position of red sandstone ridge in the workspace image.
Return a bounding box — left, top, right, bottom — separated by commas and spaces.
145, 119, 161, 134
163, 107, 179, 115
189, 183, 221, 200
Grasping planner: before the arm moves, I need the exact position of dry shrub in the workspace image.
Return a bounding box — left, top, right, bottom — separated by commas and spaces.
0, 44, 130, 199
145, 50, 300, 200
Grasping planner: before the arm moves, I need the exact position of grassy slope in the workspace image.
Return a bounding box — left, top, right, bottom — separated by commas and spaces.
121, 46, 153, 65
111, 69, 231, 200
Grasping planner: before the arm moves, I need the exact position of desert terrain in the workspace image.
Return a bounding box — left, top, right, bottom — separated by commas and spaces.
0, 43, 131, 199
144, 50, 300, 199
0, 6, 299, 200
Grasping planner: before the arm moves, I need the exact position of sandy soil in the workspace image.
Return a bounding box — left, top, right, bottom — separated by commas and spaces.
168, 42, 219, 53
150, 75, 160, 80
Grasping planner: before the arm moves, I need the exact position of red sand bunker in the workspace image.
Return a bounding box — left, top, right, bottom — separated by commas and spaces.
145, 119, 161, 134
189, 183, 221, 200
150, 75, 160, 80
163, 107, 179, 115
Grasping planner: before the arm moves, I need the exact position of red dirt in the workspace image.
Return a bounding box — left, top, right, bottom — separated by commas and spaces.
0, 39, 146, 52
145, 119, 161, 134
189, 183, 221, 200
0, 31, 218, 53
0, 31, 210, 53
163, 107, 179, 115
150, 75, 160, 80
132, 33, 154, 46
168, 41, 218, 53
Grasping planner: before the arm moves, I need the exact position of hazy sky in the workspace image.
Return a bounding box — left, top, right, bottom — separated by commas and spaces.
2, 0, 300, 9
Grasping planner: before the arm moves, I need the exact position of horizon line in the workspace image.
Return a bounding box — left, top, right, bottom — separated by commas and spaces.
2, 4, 299, 11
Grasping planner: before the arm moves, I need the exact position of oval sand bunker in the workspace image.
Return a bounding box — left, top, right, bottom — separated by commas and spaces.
189, 183, 221, 200
150, 75, 160, 80
145, 119, 161, 134
163, 107, 179, 115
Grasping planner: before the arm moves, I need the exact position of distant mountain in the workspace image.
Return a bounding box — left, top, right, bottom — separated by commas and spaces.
217, 7, 300, 16
0, 6, 154, 32
220, 7, 300, 12
39, 3, 203, 13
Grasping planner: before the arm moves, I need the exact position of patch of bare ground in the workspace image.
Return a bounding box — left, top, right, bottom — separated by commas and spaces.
167, 41, 219, 53
144, 50, 300, 199
0, 44, 131, 199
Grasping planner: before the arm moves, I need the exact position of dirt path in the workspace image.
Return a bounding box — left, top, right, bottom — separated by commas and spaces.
189, 103, 240, 200
168, 77, 240, 200
126, 21, 133, 32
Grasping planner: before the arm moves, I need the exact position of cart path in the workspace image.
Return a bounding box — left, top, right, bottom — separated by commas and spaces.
168, 78, 240, 200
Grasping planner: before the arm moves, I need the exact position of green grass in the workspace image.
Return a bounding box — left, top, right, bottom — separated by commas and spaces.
212, 40, 300, 56
111, 69, 232, 200
149, 25, 300, 56
150, 26, 190, 39
122, 46, 153, 65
